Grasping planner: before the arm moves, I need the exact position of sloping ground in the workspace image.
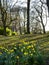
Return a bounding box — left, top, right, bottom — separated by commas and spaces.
0, 34, 49, 53
0, 34, 49, 47
0, 34, 49, 64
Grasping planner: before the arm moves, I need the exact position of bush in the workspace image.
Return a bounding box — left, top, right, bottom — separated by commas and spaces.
6, 27, 12, 36
12, 32, 18, 36
0, 27, 12, 36
12, 32, 16, 36
0, 27, 4, 35
25, 32, 28, 34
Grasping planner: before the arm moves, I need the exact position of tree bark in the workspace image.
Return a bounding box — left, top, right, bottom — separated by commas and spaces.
27, 0, 30, 34
41, 4, 46, 34
47, 0, 49, 13
0, 0, 7, 36
1, 11, 6, 36
24, 11, 26, 34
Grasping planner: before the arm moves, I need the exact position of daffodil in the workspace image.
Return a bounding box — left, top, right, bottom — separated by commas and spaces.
32, 48, 34, 51
19, 44, 22, 46
21, 49, 23, 52
30, 54, 33, 56
24, 52, 28, 55
23, 42, 27, 45
23, 47, 25, 49
31, 45, 33, 48
27, 46, 31, 49
14, 47, 17, 50
9, 49, 14, 53
16, 56, 19, 59
0, 52, 2, 55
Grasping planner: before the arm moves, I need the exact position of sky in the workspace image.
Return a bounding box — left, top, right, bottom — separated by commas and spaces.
12, 0, 27, 7
11, 0, 49, 31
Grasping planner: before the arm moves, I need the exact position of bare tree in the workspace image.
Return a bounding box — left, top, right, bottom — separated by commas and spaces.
0, 0, 7, 35
31, 0, 47, 34
0, 0, 18, 35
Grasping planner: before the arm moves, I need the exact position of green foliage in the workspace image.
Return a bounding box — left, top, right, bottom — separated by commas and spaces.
12, 32, 16, 35
0, 41, 45, 65
0, 27, 4, 35
28, 56, 34, 65
12, 32, 15, 35
25, 32, 28, 34
0, 34, 49, 65
6, 27, 12, 36
36, 54, 44, 65
29, 55, 45, 65
0, 27, 12, 36
12, 32, 18, 36
27, 45, 45, 65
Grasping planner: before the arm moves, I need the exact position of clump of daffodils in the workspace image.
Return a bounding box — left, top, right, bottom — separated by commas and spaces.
16, 56, 19, 59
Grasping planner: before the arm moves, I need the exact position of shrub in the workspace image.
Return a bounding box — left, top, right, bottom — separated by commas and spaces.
12, 32, 16, 36
25, 32, 28, 34
0, 27, 4, 35
12, 32, 18, 36
6, 27, 12, 36
0, 27, 12, 36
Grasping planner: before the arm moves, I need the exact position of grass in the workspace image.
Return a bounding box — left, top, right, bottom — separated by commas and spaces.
0, 33, 49, 65
0, 34, 49, 53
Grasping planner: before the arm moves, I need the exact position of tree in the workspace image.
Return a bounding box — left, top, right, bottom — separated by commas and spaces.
21, 7, 27, 34
0, 0, 18, 35
31, 0, 47, 34
0, 0, 7, 35
0, 0, 12, 35
27, 0, 30, 34
46, 0, 49, 13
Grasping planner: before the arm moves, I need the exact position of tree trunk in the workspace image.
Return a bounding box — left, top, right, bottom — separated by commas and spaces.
41, 4, 46, 34
47, 0, 49, 13
19, 22, 22, 34
42, 22, 46, 34
41, 16, 46, 34
27, 0, 30, 34
24, 21, 25, 34
0, 0, 1, 8
0, 0, 7, 36
24, 11, 26, 34
2, 12, 6, 36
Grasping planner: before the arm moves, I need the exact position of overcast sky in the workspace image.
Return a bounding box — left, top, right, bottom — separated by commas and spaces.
10, 0, 49, 31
